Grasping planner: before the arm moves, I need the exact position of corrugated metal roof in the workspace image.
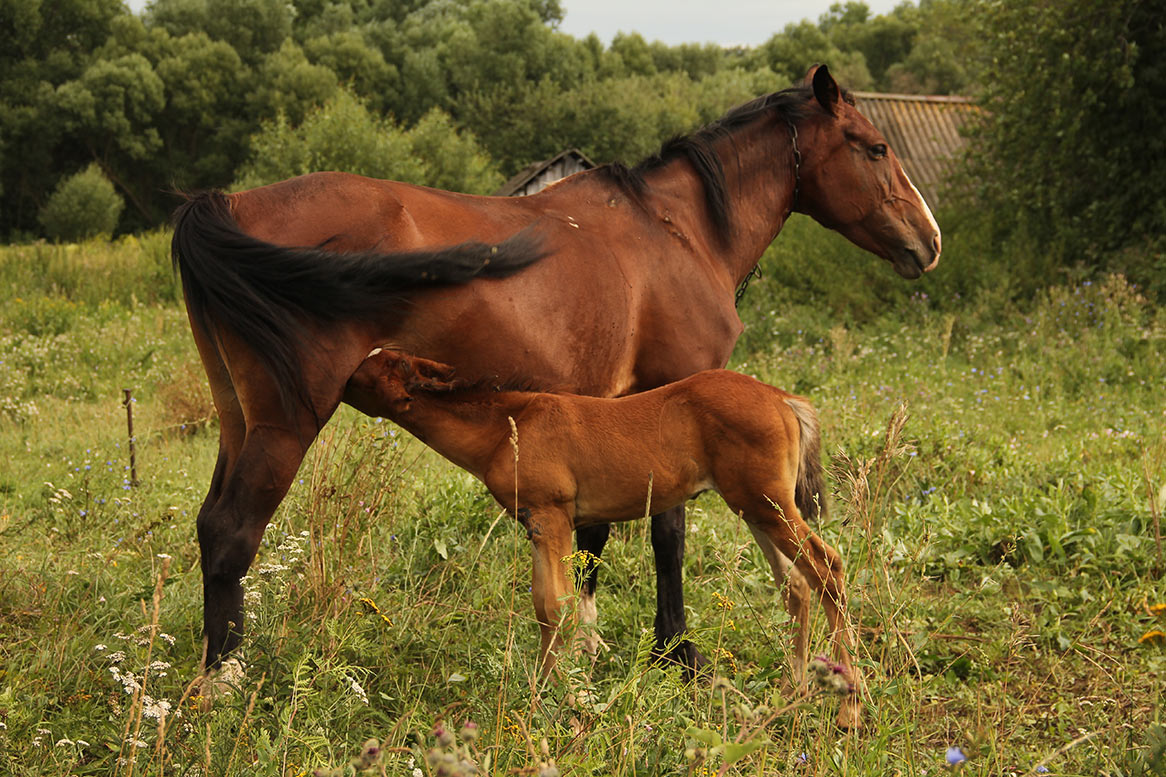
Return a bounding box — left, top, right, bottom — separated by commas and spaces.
853, 92, 978, 207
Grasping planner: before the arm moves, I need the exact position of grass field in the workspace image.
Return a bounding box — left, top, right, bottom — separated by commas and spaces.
1, 231, 1164, 776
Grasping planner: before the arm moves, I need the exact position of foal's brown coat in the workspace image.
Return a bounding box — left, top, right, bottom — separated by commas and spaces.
347, 350, 863, 727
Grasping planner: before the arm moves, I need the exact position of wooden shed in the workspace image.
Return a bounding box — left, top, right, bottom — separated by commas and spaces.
494, 148, 596, 197
853, 92, 977, 208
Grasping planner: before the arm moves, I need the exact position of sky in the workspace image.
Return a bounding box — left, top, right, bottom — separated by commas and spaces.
558, 0, 904, 48
123, 0, 907, 48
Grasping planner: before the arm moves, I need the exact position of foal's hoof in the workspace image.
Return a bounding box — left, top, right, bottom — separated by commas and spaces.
835, 694, 863, 731
653, 639, 710, 681
196, 656, 245, 712
834, 690, 862, 732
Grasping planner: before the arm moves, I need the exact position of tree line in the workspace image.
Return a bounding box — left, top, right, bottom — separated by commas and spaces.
1, 0, 1162, 280
0, 0, 975, 238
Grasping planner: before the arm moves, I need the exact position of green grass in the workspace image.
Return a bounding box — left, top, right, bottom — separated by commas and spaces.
0, 236, 1164, 776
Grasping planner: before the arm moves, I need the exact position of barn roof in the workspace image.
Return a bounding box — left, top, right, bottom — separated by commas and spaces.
852, 91, 977, 207
494, 148, 596, 196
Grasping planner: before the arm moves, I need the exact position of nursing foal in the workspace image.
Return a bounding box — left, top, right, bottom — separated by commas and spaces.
344, 350, 862, 727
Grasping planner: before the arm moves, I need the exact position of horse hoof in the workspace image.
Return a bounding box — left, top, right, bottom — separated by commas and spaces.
835, 697, 863, 731
575, 628, 608, 657
652, 640, 710, 681
197, 656, 245, 712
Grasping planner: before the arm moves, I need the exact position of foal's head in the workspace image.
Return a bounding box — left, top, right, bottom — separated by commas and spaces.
794, 65, 942, 279
347, 349, 458, 416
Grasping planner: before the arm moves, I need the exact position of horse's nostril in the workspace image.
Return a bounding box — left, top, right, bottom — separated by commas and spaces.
932, 233, 942, 256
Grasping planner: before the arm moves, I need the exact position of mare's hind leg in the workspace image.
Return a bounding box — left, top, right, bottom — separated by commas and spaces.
746, 525, 811, 684
191, 338, 248, 669
199, 416, 324, 668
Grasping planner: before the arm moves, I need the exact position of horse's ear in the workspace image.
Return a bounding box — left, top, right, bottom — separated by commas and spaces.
410, 355, 457, 384
808, 64, 840, 114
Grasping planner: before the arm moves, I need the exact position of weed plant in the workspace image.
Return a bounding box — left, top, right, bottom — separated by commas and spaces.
0, 235, 1163, 775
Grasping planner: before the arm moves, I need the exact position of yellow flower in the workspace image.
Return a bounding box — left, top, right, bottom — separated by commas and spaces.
712, 591, 735, 611
1149, 603, 1166, 616
1138, 629, 1166, 645
715, 647, 738, 674
560, 549, 602, 570
358, 596, 392, 627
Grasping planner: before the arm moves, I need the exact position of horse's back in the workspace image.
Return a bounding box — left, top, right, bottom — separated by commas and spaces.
229, 171, 530, 252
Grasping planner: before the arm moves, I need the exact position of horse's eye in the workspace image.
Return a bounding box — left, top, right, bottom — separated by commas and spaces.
869, 144, 887, 159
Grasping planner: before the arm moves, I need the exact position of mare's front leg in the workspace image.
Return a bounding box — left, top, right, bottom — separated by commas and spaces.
526, 509, 576, 677
652, 505, 709, 676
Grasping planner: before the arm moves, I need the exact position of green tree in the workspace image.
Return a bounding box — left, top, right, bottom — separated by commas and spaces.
38, 163, 125, 241
53, 52, 166, 221
407, 108, 503, 193
753, 20, 873, 90
303, 29, 400, 112
822, 2, 919, 91
249, 39, 340, 125
883, 0, 976, 94
609, 32, 658, 77
0, 0, 126, 237
147, 0, 293, 64
234, 89, 501, 194
965, 0, 1166, 263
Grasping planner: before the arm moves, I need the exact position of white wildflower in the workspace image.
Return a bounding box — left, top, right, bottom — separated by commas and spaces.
141, 695, 172, 721
347, 675, 369, 705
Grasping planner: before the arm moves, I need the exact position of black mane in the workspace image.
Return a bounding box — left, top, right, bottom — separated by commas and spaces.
597, 85, 820, 243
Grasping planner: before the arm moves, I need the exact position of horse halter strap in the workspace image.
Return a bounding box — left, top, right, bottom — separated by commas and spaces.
785, 117, 802, 219
735, 118, 802, 307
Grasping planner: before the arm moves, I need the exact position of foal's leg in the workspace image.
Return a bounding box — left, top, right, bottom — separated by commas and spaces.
745, 525, 811, 683
742, 494, 862, 729
574, 525, 608, 654
651, 505, 709, 676
526, 509, 576, 676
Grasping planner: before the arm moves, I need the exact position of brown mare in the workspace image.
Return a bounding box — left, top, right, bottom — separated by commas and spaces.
344, 349, 862, 727
172, 65, 940, 676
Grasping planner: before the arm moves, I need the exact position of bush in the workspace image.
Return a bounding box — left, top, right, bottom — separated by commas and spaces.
234, 89, 502, 194
38, 164, 125, 242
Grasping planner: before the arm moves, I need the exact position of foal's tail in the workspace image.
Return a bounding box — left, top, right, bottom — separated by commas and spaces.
783, 396, 826, 523
171, 190, 545, 421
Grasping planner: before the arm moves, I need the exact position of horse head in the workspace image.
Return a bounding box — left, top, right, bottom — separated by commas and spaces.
345, 349, 459, 417
793, 65, 942, 280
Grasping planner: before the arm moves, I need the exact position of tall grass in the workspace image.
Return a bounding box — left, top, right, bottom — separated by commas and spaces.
0, 231, 1164, 775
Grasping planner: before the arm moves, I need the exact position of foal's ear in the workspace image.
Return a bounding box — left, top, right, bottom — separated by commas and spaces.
807, 64, 840, 115
409, 355, 457, 384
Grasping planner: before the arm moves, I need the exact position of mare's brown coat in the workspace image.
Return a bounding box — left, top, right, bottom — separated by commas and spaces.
174, 66, 940, 672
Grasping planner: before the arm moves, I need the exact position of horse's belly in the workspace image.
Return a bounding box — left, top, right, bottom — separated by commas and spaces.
572, 470, 708, 526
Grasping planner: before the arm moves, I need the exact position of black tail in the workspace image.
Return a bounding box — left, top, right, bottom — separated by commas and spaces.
784, 396, 826, 523
171, 191, 545, 423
